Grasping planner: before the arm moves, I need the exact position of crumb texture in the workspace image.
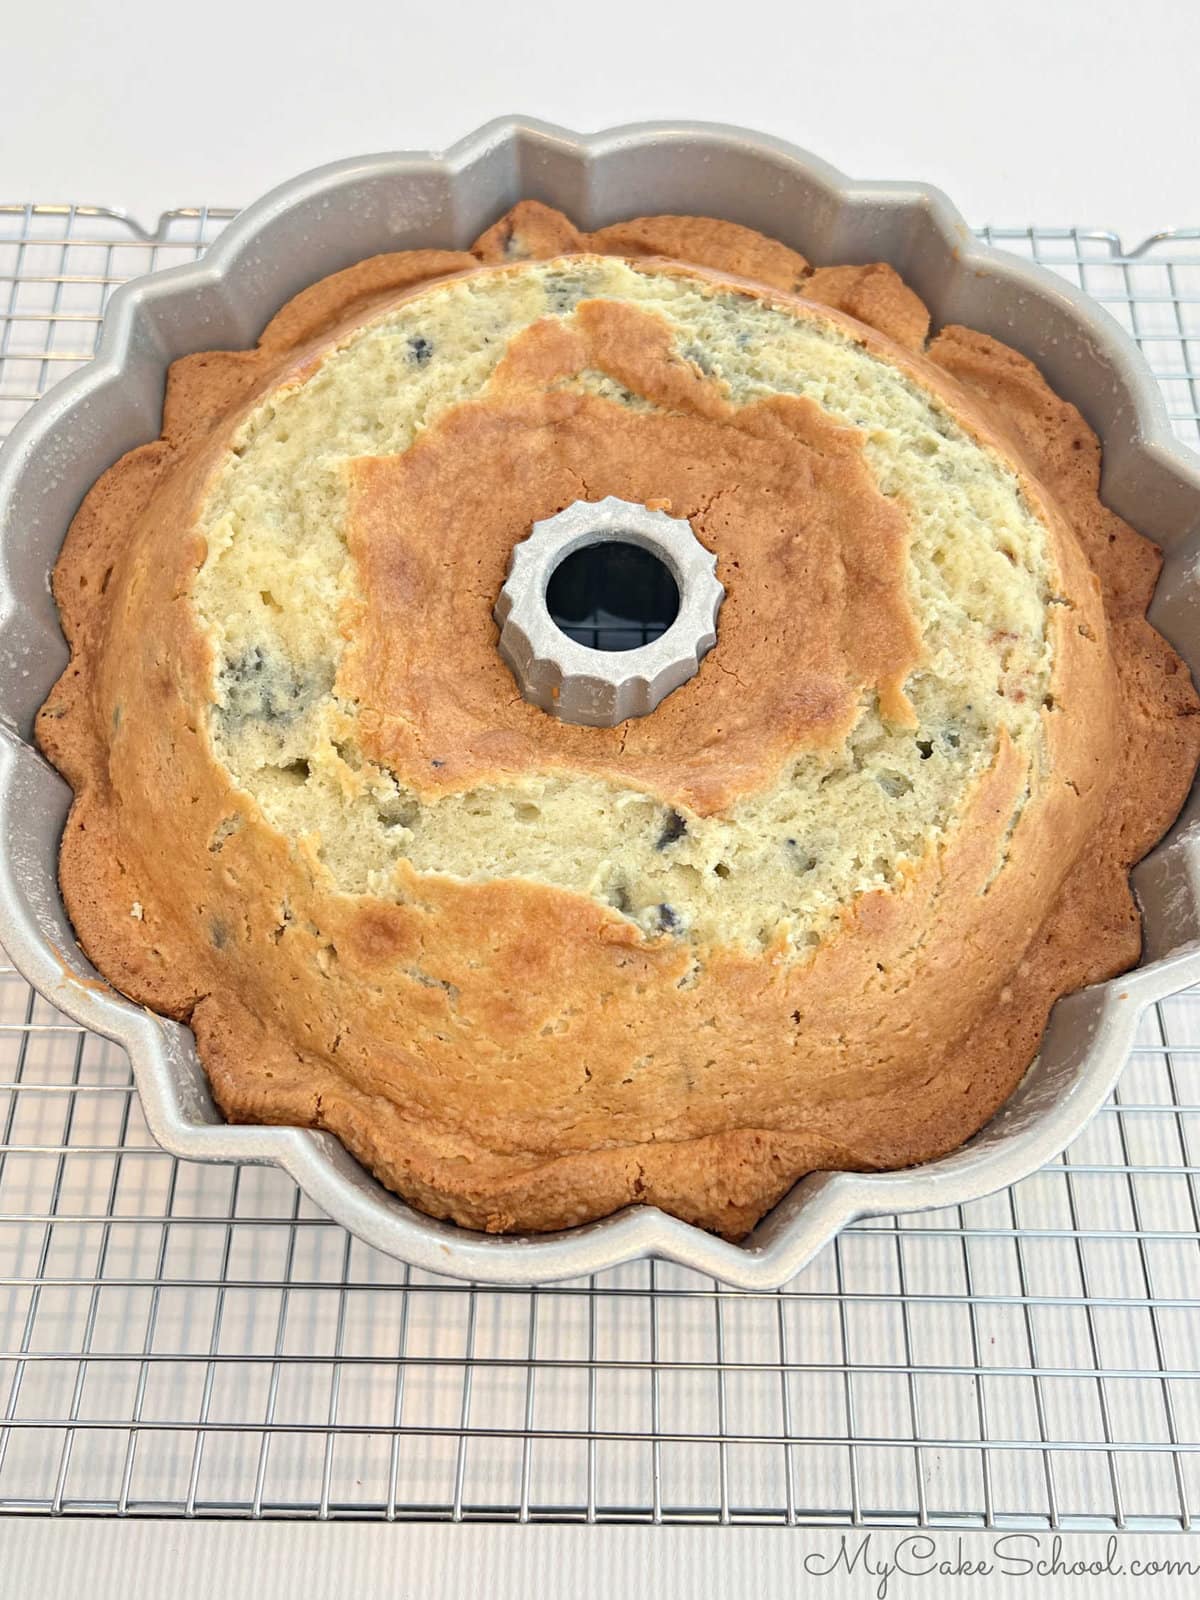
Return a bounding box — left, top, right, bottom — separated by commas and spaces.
36, 203, 1200, 1239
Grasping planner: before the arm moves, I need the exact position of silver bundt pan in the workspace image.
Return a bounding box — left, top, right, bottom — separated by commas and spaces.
2, 119, 1199, 1288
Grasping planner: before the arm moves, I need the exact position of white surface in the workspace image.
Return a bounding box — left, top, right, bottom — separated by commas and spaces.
7, 0, 1200, 241
5, 1520, 1200, 1598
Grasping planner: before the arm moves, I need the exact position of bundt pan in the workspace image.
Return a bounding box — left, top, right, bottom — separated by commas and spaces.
2, 119, 1199, 1288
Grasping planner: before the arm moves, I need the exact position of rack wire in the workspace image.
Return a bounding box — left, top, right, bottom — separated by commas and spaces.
1, 204, 1199, 1527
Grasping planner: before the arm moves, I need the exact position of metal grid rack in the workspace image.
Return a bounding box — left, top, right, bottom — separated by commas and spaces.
1, 204, 1200, 1528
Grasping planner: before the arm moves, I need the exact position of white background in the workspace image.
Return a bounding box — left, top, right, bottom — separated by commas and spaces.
6, 0, 1199, 243
6, 1520, 1200, 1599
5, 7, 1200, 1591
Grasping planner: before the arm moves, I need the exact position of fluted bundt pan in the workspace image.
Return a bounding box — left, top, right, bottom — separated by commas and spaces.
1, 118, 1199, 1287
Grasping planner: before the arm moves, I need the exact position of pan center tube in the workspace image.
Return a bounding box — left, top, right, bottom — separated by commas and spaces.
493, 497, 725, 728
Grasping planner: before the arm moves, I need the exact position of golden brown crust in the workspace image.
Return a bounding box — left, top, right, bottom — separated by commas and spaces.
343, 299, 920, 812
589, 213, 810, 293
801, 263, 930, 351
36, 205, 1200, 1239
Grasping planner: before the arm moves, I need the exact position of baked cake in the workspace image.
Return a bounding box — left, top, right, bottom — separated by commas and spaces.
36, 201, 1200, 1237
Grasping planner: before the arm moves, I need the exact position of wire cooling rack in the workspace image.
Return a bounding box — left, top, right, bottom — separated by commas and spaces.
1, 205, 1200, 1529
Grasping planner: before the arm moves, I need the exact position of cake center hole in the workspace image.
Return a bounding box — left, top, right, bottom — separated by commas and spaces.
546, 540, 680, 653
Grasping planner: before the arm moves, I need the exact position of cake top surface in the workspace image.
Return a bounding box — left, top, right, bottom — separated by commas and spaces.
193, 251, 1059, 954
